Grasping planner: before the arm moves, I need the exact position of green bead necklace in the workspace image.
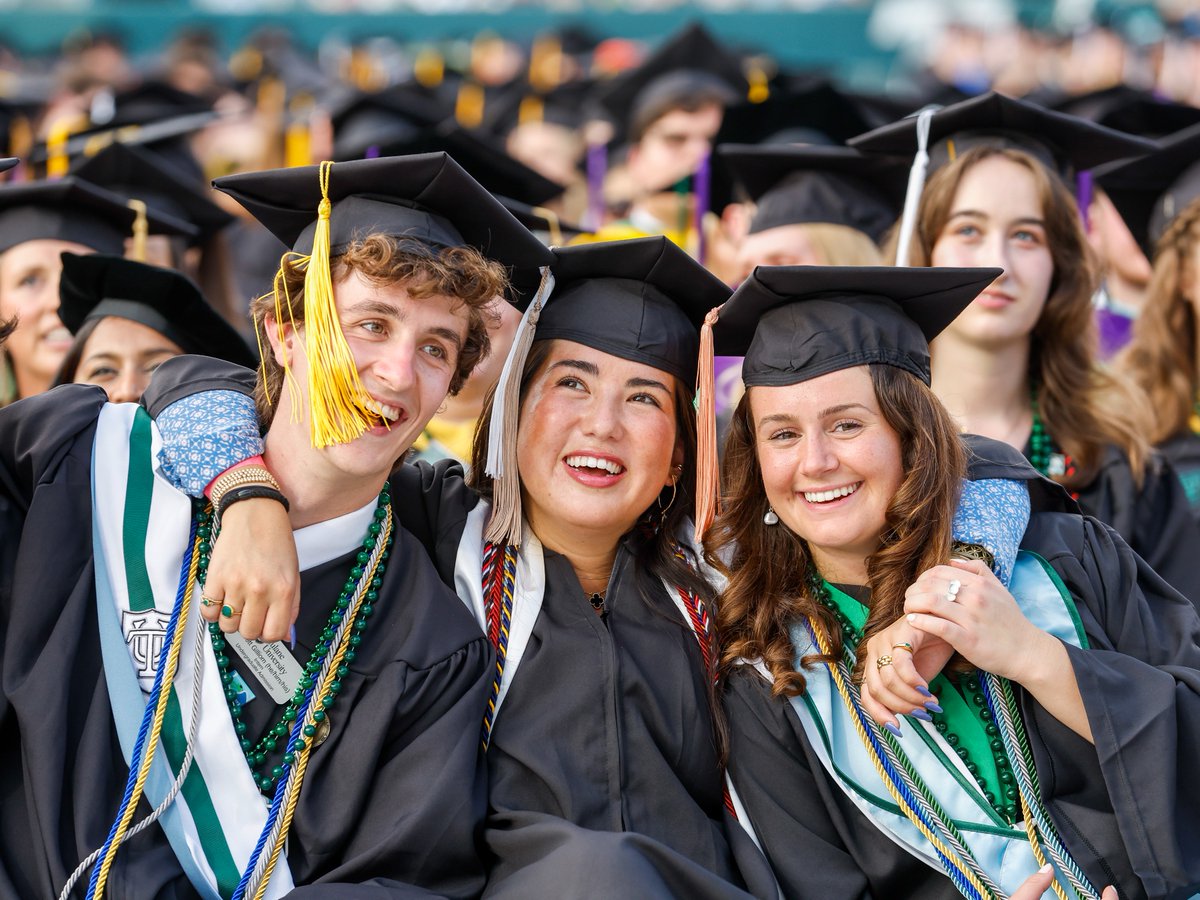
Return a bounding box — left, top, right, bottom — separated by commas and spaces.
807, 571, 1019, 825
1028, 390, 1075, 482
196, 485, 393, 794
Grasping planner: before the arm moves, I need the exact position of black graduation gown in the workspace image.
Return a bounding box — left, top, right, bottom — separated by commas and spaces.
725, 444, 1200, 900
1023, 440, 1200, 605
1158, 432, 1200, 526
395, 460, 775, 900
0, 385, 494, 900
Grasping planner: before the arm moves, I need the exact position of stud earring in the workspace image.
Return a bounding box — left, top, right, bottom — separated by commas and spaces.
763, 506, 779, 525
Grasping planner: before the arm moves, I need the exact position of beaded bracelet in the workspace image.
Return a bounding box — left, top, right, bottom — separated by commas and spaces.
209, 465, 280, 511
215, 485, 290, 527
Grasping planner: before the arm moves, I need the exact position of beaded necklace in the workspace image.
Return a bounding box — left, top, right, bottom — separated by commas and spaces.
198, 486, 393, 794
807, 572, 1018, 825
1028, 391, 1076, 482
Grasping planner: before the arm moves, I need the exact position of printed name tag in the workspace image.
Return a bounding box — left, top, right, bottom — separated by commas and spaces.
225, 632, 305, 705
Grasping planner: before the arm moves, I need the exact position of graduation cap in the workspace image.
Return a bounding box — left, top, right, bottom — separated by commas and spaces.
714, 78, 880, 148
718, 144, 908, 241
72, 142, 234, 244
594, 23, 747, 142
213, 153, 553, 449
90, 81, 214, 130
332, 92, 564, 205
692, 264, 1001, 537
483, 78, 597, 137
1049, 85, 1200, 139
0, 176, 197, 256
849, 91, 1154, 179
497, 196, 589, 245
0, 157, 15, 174
481, 234, 730, 546
1093, 123, 1200, 257
56, 251, 256, 371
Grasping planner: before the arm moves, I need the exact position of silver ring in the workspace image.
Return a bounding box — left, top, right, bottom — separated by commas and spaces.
946, 579, 961, 603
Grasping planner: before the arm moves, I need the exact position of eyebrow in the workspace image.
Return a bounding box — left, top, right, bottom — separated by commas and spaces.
429, 326, 464, 353
551, 359, 672, 393
627, 376, 672, 393
346, 300, 464, 351
949, 209, 1046, 228
756, 403, 870, 428
82, 347, 179, 365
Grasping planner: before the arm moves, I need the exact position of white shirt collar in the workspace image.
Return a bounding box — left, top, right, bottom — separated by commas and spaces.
294, 498, 378, 572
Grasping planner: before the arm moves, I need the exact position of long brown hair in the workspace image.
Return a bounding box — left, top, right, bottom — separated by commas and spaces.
1116, 196, 1200, 444
709, 365, 964, 696
894, 144, 1150, 487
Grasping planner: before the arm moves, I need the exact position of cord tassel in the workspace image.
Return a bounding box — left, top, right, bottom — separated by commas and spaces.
894, 107, 936, 267
693, 305, 722, 543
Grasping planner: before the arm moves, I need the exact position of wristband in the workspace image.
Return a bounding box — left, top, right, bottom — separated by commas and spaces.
215, 485, 290, 527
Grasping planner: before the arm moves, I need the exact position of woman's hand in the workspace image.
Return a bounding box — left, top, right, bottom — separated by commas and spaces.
1009, 866, 1118, 900
199, 498, 300, 644
901, 558, 1054, 682
859, 619, 954, 735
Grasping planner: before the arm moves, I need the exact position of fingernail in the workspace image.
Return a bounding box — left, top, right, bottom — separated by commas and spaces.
910, 708, 933, 722
906, 613, 917, 623
884, 722, 903, 738
289, 625, 296, 650
916, 685, 933, 698
924, 700, 944, 714
1038, 864, 1053, 875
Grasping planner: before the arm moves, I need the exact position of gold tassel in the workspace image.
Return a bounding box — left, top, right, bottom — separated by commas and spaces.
294, 161, 376, 448
693, 305, 722, 543
45, 115, 79, 179
484, 266, 555, 547
285, 94, 314, 168
126, 199, 148, 262
414, 47, 445, 88
456, 81, 486, 129
529, 205, 562, 246
518, 95, 545, 127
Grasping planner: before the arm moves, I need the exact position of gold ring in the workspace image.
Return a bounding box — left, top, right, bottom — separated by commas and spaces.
875, 655, 894, 670
200, 595, 218, 608
221, 604, 241, 618
892, 642, 914, 654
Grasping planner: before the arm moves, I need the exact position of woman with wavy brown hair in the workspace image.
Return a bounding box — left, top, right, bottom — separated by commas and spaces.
1100, 124, 1200, 521
856, 92, 1200, 603
708, 263, 1200, 900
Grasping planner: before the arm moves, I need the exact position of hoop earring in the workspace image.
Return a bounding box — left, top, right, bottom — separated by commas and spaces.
763, 506, 779, 525
658, 465, 682, 514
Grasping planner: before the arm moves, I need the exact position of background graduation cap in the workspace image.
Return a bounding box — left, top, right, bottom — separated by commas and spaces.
718, 144, 908, 242
849, 91, 1155, 179
1094, 123, 1200, 257
714, 77, 883, 148
1048, 85, 1200, 139
0, 176, 196, 256
482, 78, 597, 139
497, 196, 589, 245
331, 90, 564, 204
0, 157, 16, 174
72, 142, 234, 244
482, 234, 731, 546
213, 153, 554, 449
693, 264, 1001, 536
56, 251, 256, 371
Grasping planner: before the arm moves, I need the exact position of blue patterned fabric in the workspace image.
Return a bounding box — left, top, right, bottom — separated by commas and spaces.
156, 391, 264, 496
952, 479, 1030, 587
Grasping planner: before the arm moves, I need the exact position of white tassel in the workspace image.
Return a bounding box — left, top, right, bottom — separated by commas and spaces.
894, 107, 936, 268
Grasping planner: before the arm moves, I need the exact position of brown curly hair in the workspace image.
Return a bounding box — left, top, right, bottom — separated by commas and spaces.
1116, 196, 1200, 444
708, 365, 964, 696
891, 145, 1150, 488
251, 234, 508, 425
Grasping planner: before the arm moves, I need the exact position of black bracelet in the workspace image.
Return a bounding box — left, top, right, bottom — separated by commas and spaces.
215, 484, 290, 527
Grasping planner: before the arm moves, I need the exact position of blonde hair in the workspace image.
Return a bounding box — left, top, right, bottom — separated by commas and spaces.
799, 222, 884, 267
1116, 196, 1200, 444
891, 144, 1150, 488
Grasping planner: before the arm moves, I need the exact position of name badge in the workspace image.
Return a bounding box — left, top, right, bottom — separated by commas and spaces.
226, 632, 305, 705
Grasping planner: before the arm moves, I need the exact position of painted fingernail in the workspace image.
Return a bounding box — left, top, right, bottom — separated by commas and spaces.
289, 625, 296, 650
884, 722, 904, 738
1038, 864, 1053, 875
924, 701, 944, 714
916, 685, 933, 698
910, 708, 933, 722
906, 613, 917, 623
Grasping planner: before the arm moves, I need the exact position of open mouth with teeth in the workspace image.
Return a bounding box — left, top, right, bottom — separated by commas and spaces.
363, 397, 404, 426
803, 482, 861, 504
564, 454, 626, 476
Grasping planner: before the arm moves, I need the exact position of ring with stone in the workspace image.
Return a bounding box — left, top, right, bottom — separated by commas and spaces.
200, 595, 218, 608
875, 655, 894, 670
220, 603, 241, 618
892, 642, 914, 654
946, 579, 962, 603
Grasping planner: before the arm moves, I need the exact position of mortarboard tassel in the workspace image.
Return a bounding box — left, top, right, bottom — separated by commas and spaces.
693, 151, 711, 266
530, 206, 563, 246
894, 107, 936, 268
484, 266, 556, 547
693, 305, 722, 543
285, 94, 314, 168
46, 116, 77, 179
456, 81, 487, 130
126, 199, 148, 262
294, 160, 376, 448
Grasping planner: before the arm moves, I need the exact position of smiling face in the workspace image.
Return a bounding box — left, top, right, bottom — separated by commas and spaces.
929, 155, 1055, 349
515, 339, 683, 544
264, 269, 470, 488
73, 316, 185, 403
0, 238, 94, 398
750, 365, 904, 582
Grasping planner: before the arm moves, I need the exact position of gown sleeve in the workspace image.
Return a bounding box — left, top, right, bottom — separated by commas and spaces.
388, 459, 481, 586
723, 667, 873, 900
284, 637, 494, 899
1031, 514, 1200, 897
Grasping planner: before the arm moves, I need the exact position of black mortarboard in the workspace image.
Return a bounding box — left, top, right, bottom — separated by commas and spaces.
72, 142, 234, 243
714, 78, 880, 148
0, 176, 197, 255
0, 158, 15, 174
719, 145, 908, 241
1049, 85, 1200, 139
713, 265, 1002, 386
57, 252, 256, 368
332, 92, 564, 205
213, 152, 552, 278
90, 81, 214, 130
1094, 123, 1200, 256
594, 23, 747, 140
483, 79, 596, 137
537, 235, 730, 384
849, 91, 1155, 178
497, 196, 589, 245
